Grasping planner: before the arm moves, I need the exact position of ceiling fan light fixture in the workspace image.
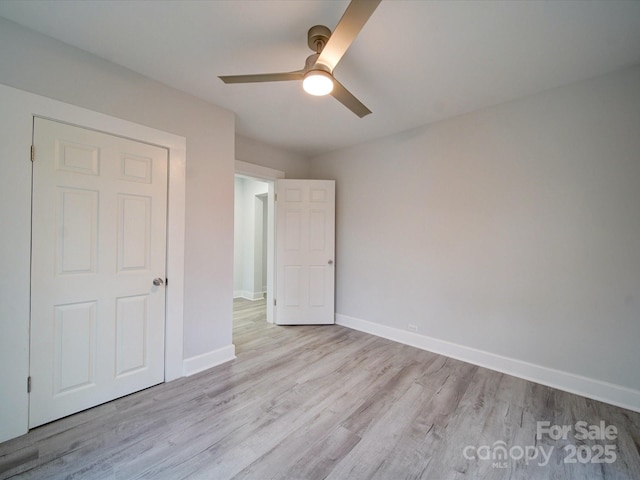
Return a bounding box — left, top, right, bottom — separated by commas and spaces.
303, 70, 334, 96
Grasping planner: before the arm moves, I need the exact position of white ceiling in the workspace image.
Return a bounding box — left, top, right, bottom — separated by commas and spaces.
1, 0, 640, 157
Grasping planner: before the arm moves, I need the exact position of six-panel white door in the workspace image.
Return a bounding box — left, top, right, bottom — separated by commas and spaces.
275, 179, 335, 325
30, 118, 168, 428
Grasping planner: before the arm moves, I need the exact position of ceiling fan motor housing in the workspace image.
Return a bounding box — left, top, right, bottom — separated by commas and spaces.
307, 25, 331, 53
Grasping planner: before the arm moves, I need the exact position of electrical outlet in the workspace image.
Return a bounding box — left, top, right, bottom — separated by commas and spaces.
407, 324, 418, 333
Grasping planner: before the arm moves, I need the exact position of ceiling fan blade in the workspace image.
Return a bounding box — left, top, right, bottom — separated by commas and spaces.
331, 79, 372, 118
316, 0, 381, 72
219, 71, 304, 84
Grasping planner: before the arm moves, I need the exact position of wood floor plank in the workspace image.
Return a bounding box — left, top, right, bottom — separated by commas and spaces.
1, 297, 639, 479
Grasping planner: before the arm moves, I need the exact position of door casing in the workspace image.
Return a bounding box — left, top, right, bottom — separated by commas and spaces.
0, 83, 186, 442
234, 160, 284, 324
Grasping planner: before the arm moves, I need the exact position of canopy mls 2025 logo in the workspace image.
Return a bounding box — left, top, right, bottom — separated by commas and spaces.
463, 420, 618, 469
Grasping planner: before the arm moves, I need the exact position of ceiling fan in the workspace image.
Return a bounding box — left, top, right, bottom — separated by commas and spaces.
219, 0, 382, 118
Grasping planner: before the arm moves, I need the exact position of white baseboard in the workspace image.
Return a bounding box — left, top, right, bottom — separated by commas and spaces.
182, 344, 236, 377
233, 290, 265, 301
336, 313, 640, 413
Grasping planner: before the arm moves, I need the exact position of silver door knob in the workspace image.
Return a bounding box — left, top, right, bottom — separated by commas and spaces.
153, 278, 164, 286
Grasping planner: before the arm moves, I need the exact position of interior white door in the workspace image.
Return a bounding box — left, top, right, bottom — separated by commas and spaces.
275, 179, 335, 325
30, 118, 168, 428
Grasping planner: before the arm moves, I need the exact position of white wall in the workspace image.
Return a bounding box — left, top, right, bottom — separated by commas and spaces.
261, 195, 268, 292
244, 181, 268, 298
234, 177, 245, 296
0, 86, 33, 442
233, 177, 268, 300
310, 66, 640, 411
236, 135, 310, 178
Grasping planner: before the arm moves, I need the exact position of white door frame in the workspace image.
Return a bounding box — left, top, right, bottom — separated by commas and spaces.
0, 84, 185, 442
234, 160, 284, 323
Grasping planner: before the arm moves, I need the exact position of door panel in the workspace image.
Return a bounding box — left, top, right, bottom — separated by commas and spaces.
30, 118, 168, 428
115, 294, 149, 376
275, 179, 335, 325
58, 188, 98, 274
117, 194, 152, 271
54, 301, 96, 394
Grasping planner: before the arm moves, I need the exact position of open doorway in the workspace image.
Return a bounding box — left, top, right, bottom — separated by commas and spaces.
232, 162, 336, 341
234, 176, 268, 300
232, 162, 283, 343
232, 161, 284, 332
233, 175, 269, 337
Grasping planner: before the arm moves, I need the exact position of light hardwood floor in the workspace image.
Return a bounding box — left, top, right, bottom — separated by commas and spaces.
1, 298, 639, 479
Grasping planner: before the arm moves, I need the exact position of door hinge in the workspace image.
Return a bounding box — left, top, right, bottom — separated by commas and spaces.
30, 145, 35, 162
274, 298, 277, 306
165, 278, 168, 286
274, 193, 277, 201
27, 376, 32, 393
